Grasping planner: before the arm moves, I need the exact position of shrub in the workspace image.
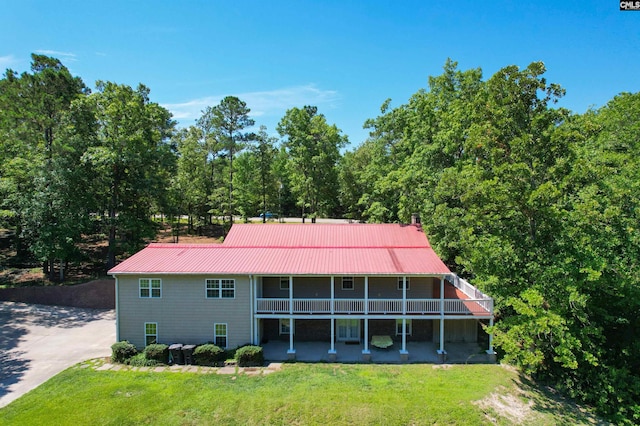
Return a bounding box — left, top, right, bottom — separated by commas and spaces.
224, 347, 238, 360
126, 353, 158, 367
111, 341, 137, 363
235, 345, 264, 367
144, 344, 169, 364
193, 344, 224, 366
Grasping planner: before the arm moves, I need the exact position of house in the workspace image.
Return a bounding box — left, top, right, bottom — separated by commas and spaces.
108, 220, 495, 363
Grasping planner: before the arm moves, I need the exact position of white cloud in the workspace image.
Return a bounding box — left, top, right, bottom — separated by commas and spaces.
34, 50, 77, 61
0, 54, 19, 70
163, 84, 340, 124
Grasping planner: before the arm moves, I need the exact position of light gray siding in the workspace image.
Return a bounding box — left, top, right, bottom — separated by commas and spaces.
116, 274, 251, 349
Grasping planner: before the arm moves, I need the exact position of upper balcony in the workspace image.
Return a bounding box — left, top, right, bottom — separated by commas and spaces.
255, 297, 492, 316
254, 275, 493, 317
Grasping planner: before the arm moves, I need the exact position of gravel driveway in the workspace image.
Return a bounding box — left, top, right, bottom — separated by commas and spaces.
0, 301, 115, 408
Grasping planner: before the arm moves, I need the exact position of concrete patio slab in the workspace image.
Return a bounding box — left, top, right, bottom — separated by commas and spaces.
262, 340, 490, 364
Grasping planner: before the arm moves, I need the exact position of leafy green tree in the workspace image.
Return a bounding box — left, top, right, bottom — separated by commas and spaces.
551, 93, 640, 421
253, 126, 278, 222
198, 96, 254, 225
357, 60, 484, 224
79, 81, 175, 269
196, 107, 223, 225
172, 126, 209, 233
348, 60, 640, 421
233, 150, 259, 221
0, 54, 87, 279
277, 106, 347, 222
424, 63, 582, 378
338, 140, 386, 221
231, 126, 278, 222
272, 145, 296, 218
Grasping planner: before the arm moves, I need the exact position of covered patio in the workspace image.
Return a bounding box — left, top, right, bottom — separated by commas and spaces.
262, 340, 493, 364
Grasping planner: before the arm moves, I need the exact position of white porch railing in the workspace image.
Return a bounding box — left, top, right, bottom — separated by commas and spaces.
334, 299, 364, 313
293, 298, 331, 313
448, 275, 492, 301
256, 298, 289, 313
368, 299, 403, 313
406, 299, 440, 314
255, 298, 492, 315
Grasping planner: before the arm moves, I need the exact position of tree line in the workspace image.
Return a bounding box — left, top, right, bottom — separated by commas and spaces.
0, 54, 347, 277
1, 54, 638, 422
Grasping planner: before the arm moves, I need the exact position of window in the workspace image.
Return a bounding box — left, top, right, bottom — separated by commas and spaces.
342, 276, 354, 290
279, 318, 291, 335
140, 278, 161, 298
397, 277, 410, 291
145, 322, 158, 345
206, 279, 235, 299
280, 277, 290, 291
395, 319, 412, 336
214, 323, 227, 348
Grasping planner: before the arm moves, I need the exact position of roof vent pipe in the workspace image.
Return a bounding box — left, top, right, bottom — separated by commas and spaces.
411, 213, 420, 225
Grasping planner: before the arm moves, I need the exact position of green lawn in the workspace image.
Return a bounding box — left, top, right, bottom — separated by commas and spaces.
1, 361, 599, 425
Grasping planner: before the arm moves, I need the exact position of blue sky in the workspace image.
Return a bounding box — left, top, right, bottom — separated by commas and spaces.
2, 1, 639, 148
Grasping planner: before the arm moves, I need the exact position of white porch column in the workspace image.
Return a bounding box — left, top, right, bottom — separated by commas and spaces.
401, 319, 407, 352
437, 276, 446, 362
400, 276, 408, 360
289, 275, 293, 315
362, 318, 371, 362
287, 276, 295, 358
362, 276, 370, 358
328, 276, 336, 360
288, 318, 295, 353
328, 318, 336, 360
330, 276, 335, 314
402, 276, 407, 315
364, 276, 369, 315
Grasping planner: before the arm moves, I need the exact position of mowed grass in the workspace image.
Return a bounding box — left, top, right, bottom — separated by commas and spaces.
1, 362, 597, 425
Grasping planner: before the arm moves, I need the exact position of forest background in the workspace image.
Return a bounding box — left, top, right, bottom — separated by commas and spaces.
1, 54, 639, 423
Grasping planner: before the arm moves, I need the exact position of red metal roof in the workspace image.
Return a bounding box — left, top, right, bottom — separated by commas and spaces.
224, 223, 433, 248
109, 224, 451, 275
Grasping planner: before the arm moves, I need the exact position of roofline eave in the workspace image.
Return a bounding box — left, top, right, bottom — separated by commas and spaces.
108, 272, 451, 277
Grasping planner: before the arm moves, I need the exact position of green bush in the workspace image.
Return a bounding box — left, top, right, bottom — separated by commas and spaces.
111, 341, 137, 363
144, 344, 169, 363
193, 344, 224, 366
126, 353, 159, 367
235, 345, 264, 367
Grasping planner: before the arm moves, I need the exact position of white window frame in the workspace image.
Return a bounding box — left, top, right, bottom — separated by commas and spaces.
397, 277, 410, 291
214, 323, 228, 348
395, 319, 412, 336
144, 322, 158, 345
140, 278, 162, 298
206, 279, 235, 299
342, 276, 354, 291
279, 277, 290, 291
279, 318, 291, 335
